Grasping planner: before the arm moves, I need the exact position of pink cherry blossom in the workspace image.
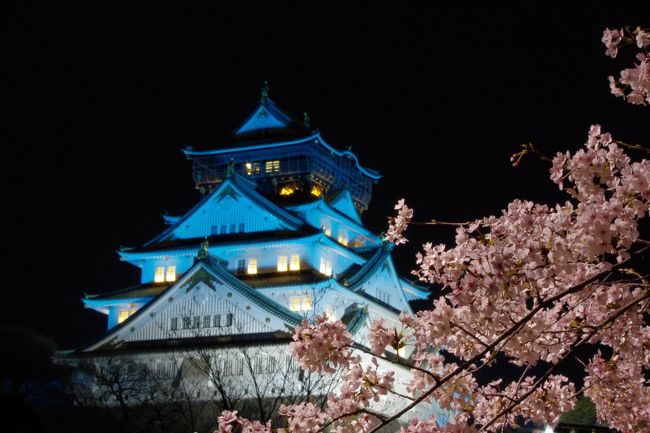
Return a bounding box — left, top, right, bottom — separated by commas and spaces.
602, 28, 624, 58
386, 199, 413, 245
636, 29, 650, 48
288, 315, 353, 374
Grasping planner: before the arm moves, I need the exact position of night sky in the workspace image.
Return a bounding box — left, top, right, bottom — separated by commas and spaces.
5, 2, 649, 349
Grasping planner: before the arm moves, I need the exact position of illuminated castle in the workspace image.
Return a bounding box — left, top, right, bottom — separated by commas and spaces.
63, 87, 438, 420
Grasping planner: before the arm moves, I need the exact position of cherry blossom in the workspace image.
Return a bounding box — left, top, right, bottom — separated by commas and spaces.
602, 28, 624, 58
603, 27, 650, 105
288, 314, 353, 374
216, 27, 650, 433
386, 199, 413, 245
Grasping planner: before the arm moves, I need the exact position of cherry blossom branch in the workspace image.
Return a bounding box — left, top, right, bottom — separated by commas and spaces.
320, 408, 386, 431
350, 343, 440, 381
615, 140, 650, 154
364, 245, 648, 433
450, 320, 490, 348
479, 289, 650, 432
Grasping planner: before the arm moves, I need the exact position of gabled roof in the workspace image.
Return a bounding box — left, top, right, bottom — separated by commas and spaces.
286, 198, 381, 245
79, 256, 304, 353
143, 174, 303, 247
341, 244, 429, 305
327, 190, 362, 224
235, 97, 303, 136
344, 244, 392, 288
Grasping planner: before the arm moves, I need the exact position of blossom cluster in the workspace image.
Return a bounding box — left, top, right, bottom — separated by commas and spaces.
215, 411, 272, 433
386, 199, 413, 245
288, 315, 353, 374
603, 27, 650, 105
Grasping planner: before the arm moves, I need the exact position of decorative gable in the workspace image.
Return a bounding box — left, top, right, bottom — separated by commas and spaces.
153, 178, 301, 243
83, 261, 301, 352
328, 190, 362, 223
235, 105, 290, 135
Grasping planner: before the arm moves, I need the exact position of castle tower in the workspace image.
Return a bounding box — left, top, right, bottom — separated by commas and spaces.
63, 90, 437, 422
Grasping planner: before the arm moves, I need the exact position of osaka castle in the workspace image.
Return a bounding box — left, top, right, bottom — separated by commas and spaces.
62, 87, 440, 420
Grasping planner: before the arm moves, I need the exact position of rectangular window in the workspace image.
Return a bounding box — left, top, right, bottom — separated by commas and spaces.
290, 254, 300, 271
238, 222, 245, 233
323, 224, 331, 237
229, 223, 236, 233
220, 224, 227, 234
203, 315, 211, 328
247, 258, 258, 275
182, 317, 191, 329
319, 257, 332, 276
211, 225, 219, 236
154, 266, 165, 283
277, 256, 288, 272
193, 316, 201, 328
245, 162, 260, 176
337, 230, 348, 246
213, 314, 221, 327
170, 317, 178, 331
118, 310, 133, 324
236, 259, 246, 275
289, 296, 313, 312
225, 313, 233, 327
165, 265, 176, 282
265, 159, 280, 173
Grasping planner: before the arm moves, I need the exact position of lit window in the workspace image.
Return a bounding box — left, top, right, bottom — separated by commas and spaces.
289, 296, 313, 312
337, 230, 348, 246
310, 185, 323, 197
265, 160, 280, 173
290, 254, 300, 271
118, 309, 136, 324
165, 265, 176, 282
323, 224, 331, 237
154, 266, 165, 283
277, 256, 288, 272
247, 258, 258, 275
279, 186, 295, 196
319, 257, 332, 276
245, 162, 260, 176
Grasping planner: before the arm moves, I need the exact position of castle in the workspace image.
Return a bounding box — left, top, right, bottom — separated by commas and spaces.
62, 87, 439, 422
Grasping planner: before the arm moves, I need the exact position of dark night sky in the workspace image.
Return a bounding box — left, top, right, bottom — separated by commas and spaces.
4, 2, 649, 349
